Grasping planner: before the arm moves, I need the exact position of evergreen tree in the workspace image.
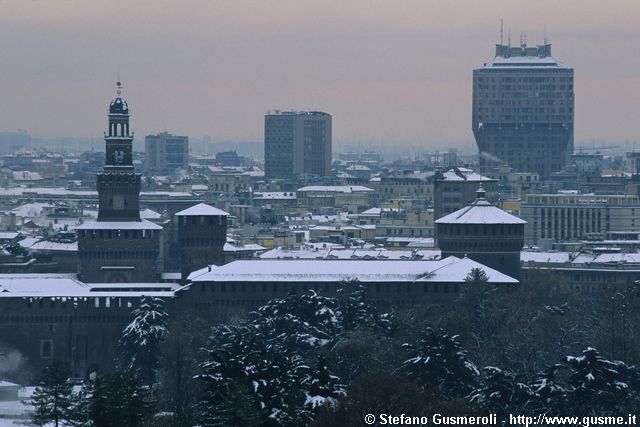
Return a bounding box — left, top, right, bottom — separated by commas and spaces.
256, 290, 341, 351
119, 295, 169, 385
65, 385, 92, 427
564, 347, 630, 414
198, 294, 350, 426
463, 267, 489, 286
158, 318, 208, 427
337, 280, 392, 334
401, 326, 479, 398
529, 364, 568, 412
31, 360, 74, 427
87, 369, 154, 427
470, 366, 534, 416
300, 356, 346, 410
197, 323, 263, 426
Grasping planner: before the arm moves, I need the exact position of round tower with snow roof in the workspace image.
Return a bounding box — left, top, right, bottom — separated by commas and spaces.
435, 186, 526, 279
176, 203, 229, 280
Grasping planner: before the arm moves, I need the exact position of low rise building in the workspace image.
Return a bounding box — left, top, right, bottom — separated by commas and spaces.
179, 257, 518, 321
297, 185, 376, 213
520, 193, 640, 245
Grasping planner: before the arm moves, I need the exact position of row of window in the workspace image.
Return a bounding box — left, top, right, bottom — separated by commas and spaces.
80, 250, 157, 260
195, 281, 463, 295
23, 297, 145, 310
180, 215, 225, 225
180, 238, 225, 247
0, 314, 129, 324
438, 224, 522, 235
478, 76, 573, 83
80, 229, 156, 239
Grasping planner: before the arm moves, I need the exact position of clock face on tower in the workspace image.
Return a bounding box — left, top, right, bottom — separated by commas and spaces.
114, 150, 124, 165
113, 195, 125, 210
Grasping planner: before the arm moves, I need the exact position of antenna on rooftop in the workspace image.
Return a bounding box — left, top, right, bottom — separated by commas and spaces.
544, 25, 548, 45
500, 18, 504, 45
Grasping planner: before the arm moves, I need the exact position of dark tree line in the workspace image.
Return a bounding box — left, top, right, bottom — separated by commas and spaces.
31, 273, 640, 426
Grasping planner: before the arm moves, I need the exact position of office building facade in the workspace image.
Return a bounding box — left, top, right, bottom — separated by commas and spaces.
145, 132, 189, 173
521, 193, 640, 245
265, 111, 332, 179
472, 42, 574, 178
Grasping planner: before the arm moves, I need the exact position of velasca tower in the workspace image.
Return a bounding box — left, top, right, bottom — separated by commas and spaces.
472, 40, 574, 178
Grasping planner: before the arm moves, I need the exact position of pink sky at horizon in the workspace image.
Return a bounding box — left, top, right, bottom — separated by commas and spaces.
0, 0, 638, 150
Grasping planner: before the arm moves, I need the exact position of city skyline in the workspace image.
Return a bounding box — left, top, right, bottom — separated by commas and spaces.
0, 0, 638, 149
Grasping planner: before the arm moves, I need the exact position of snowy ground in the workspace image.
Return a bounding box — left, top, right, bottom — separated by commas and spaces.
0, 387, 42, 427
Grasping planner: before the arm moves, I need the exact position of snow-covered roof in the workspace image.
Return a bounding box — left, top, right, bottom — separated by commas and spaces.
360, 207, 401, 217
223, 242, 266, 252
187, 256, 517, 284
418, 257, 517, 283
17, 237, 40, 248
260, 247, 441, 261
77, 219, 163, 230
28, 240, 78, 252
175, 203, 229, 216
0, 187, 195, 199
520, 251, 571, 264
12, 171, 43, 181
485, 55, 565, 68
0, 273, 88, 296
11, 202, 54, 217
436, 191, 526, 225
0, 187, 97, 197
86, 282, 179, 291
346, 164, 371, 171
0, 273, 176, 298
253, 192, 297, 200
297, 185, 374, 193
0, 232, 20, 240
521, 250, 640, 268
439, 167, 493, 182
140, 208, 161, 220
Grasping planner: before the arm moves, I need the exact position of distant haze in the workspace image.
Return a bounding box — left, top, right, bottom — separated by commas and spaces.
0, 0, 638, 150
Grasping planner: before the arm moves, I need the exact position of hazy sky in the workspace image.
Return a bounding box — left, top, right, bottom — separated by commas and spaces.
1, 0, 638, 150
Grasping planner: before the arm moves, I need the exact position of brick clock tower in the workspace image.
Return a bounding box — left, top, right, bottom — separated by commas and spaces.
78, 82, 161, 283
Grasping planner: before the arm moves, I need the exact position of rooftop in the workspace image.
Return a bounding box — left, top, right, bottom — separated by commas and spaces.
439, 167, 493, 182
187, 256, 517, 284
436, 188, 526, 225
175, 203, 229, 216
485, 55, 564, 68
297, 185, 374, 193
77, 219, 163, 230
0, 273, 174, 298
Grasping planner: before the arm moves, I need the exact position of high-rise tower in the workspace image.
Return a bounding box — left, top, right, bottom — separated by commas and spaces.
264, 111, 332, 180
472, 40, 574, 178
98, 82, 140, 221
78, 82, 161, 283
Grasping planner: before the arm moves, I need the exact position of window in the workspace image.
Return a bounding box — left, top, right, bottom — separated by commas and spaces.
41, 340, 53, 359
